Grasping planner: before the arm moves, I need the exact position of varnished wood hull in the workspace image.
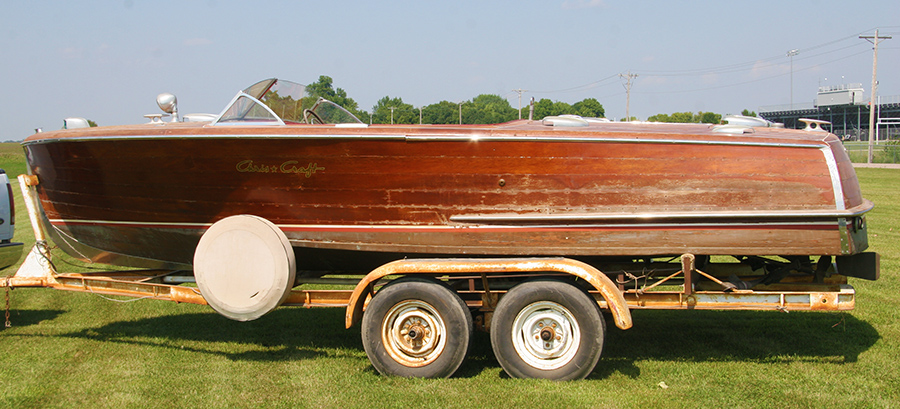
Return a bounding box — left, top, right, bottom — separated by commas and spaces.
22, 120, 870, 271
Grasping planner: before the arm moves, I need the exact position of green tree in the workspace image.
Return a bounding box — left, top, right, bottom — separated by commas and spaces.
573, 98, 605, 118
306, 75, 369, 121
262, 90, 303, 122
647, 111, 721, 124
532, 98, 555, 120
469, 94, 517, 124
529, 98, 603, 120
422, 101, 459, 124
741, 109, 757, 117
552, 101, 574, 117
697, 111, 722, 124
670, 112, 695, 123
372, 96, 417, 124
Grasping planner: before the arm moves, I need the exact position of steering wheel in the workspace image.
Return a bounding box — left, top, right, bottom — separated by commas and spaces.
303, 109, 325, 124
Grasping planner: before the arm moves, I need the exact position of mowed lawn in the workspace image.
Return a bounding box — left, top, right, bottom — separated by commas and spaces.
0, 142, 897, 408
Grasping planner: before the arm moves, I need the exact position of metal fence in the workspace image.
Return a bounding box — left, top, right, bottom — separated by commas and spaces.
843, 141, 900, 164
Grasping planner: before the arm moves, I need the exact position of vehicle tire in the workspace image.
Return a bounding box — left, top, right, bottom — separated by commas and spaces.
490, 279, 605, 380
361, 277, 472, 378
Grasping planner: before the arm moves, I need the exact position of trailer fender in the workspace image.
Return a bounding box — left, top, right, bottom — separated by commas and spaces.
345, 258, 633, 330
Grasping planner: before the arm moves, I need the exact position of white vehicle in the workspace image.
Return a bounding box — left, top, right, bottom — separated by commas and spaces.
0, 169, 23, 269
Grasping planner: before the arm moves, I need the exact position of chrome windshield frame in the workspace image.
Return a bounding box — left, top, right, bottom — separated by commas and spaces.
210, 91, 286, 126
306, 97, 365, 125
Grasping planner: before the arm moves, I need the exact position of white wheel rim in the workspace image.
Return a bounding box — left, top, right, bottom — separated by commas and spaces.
511, 301, 581, 370
381, 300, 446, 367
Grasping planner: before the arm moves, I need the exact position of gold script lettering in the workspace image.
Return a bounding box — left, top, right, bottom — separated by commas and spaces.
236, 160, 324, 178
280, 161, 325, 178
236, 160, 277, 173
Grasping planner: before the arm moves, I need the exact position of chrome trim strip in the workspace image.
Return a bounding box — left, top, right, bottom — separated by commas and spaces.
404, 135, 821, 149
838, 218, 851, 253
49, 218, 841, 231
22, 133, 408, 145
48, 200, 873, 231
22, 133, 822, 149
51, 219, 211, 228
449, 200, 874, 224
821, 145, 846, 210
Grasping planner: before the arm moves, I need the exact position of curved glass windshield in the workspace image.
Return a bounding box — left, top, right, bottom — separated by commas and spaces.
213, 78, 362, 125
216, 95, 282, 124
305, 98, 364, 124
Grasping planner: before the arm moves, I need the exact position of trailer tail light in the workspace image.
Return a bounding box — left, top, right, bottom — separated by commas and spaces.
7, 182, 14, 225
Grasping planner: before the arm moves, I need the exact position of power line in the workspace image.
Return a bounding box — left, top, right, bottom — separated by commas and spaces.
640, 42, 868, 78
525, 30, 878, 100
507, 28, 892, 115
530, 74, 620, 94
634, 49, 870, 95
637, 28, 878, 80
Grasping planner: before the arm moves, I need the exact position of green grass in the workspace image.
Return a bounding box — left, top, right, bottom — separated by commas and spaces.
843, 141, 900, 164
1, 143, 898, 408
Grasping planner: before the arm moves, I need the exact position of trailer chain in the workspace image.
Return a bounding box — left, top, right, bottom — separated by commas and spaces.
4, 277, 10, 328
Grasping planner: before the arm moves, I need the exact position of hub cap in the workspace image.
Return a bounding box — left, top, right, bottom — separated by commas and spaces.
511, 301, 581, 370
381, 300, 446, 367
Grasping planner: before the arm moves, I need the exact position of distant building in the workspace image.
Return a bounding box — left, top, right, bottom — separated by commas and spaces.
759, 84, 900, 141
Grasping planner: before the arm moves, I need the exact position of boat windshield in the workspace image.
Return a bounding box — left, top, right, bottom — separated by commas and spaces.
213, 78, 362, 125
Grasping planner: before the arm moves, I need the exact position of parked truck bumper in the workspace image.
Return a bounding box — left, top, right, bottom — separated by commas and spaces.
0, 241, 24, 270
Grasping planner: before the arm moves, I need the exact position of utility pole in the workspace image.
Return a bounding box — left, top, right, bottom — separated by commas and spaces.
388, 106, 395, 124
512, 89, 528, 119
860, 29, 892, 163
620, 71, 638, 121
419, 106, 423, 125
787, 49, 799, 109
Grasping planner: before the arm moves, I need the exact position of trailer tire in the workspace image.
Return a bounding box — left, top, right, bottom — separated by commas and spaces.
361, 277, 472, 378
490, 279, 604, 380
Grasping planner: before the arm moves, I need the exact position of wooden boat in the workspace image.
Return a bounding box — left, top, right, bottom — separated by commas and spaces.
12, 78, 881, 380
22, 79, 873, 274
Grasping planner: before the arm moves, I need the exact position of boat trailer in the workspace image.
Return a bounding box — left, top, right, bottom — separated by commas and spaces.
2, 174, 871, 379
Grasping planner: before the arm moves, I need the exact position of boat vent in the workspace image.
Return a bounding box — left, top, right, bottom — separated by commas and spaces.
712, 115, 787, 134
541, 115, 610, 127
63, 117, 91, 129
722, 115, 778, 128
711, 125, 755, 134
542, 115, 589, 127
182, 113, 218, 122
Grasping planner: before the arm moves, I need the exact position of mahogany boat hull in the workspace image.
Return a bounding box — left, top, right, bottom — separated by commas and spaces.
22, 120, 870, 271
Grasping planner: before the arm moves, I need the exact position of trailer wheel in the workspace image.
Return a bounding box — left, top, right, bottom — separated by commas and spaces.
361, 277, 472, 378
490, 280, 605, 380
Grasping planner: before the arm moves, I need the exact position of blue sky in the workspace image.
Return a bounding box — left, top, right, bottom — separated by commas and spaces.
2, 0, 898, 139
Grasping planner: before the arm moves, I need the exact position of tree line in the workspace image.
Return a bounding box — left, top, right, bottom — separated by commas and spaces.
86, 76, 757, 127
305, 76, 760, 125
306, 76, 606, 125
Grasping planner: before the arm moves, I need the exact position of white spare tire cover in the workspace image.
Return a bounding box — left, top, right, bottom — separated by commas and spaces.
193, 215, 296, 321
